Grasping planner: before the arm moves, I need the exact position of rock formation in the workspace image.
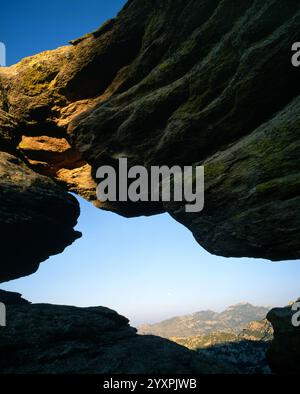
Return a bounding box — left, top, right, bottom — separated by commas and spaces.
0, 0, 299, 283
0, 0, 299, 374
0, 148, 81, 282
0, 289, 30, 305
0, 294, 233, 374
267, 300, 300, 374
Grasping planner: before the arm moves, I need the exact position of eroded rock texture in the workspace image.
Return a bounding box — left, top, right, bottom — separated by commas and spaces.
267, 300, 300, 374
0, 302, 233, 374
0, 100, 81, 283
0, 0, 299, 376
0, 149, 81, 283
1, 0, 300, 283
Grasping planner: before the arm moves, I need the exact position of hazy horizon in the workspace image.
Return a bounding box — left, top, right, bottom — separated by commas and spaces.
2, 196, 299, 326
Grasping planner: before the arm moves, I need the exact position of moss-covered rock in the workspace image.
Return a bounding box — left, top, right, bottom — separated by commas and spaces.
0, 0, 299, 277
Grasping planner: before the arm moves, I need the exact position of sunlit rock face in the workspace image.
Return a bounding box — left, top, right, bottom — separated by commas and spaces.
0, 109, 81, 283
0, 0, 300, 283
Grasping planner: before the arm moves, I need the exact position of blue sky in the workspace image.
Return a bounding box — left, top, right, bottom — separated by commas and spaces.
1, 0, 127, 65
1, 1, 299, 326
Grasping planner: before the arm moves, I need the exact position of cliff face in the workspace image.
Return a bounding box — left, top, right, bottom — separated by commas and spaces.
1, 0, 299, 283
0, 0, 299, 375
0, 0, 299, 284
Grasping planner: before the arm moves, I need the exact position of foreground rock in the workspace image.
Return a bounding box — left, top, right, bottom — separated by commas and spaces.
0, 290, 30, 305
0, 0, 299, 266
0, 303, 233, 374
267, 300, 300, 374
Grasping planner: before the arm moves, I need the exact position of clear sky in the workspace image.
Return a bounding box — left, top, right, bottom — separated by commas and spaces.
1, 1, 299, 327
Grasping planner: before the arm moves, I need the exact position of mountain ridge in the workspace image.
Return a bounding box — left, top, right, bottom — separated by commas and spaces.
139, 303, 271, 338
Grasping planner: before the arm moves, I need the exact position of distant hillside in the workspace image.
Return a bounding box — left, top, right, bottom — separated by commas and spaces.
171, 319, 273, 374
138, 303, 270, 338
171, 319, 273, 350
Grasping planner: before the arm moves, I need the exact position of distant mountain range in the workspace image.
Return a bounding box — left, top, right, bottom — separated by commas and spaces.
138, 303, 273, 374
138, 303, 271, 338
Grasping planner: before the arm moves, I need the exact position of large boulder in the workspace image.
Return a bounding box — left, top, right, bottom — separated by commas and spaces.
0, 302, 233, 374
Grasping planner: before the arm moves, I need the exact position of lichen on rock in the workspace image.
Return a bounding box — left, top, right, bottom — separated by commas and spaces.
0, 0, 300, 279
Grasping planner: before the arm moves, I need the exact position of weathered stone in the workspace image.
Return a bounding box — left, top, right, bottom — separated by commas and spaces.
0, 303, 234, 374
165, 97, 300, 260
0, 151, 81, 282
267, 299, 300, 374
0, 0, 299, 282
0, 0, 299, 374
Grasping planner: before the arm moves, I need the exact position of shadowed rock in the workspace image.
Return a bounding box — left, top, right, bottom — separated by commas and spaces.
0, 303, 234, 374
0, 290, 30, 305
0, 150, 81, 282
0, 0, 299, 374
267, 299, 300, 374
